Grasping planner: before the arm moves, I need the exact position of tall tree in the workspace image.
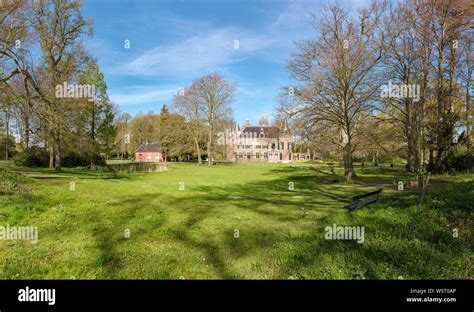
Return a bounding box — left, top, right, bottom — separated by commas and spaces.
158, 105, 194, 161
380, 0, 424, 173
173, 88, 205, 164
174, 73, 234, 165
192, 73, 234, 166
80, 60, 116, 165
285, 1, 390, 182
30, 0, 92, 170
415, 0, 473, 172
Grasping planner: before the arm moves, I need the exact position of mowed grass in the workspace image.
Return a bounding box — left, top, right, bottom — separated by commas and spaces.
0, 161, 472, 279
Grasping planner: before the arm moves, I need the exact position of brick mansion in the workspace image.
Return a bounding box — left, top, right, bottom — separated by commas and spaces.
226, 115, 309, 163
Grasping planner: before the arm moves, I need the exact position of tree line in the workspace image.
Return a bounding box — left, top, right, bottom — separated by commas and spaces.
112, 73, 235, 164
281, 0, 473, 181
2, 0, 472, 175
0, 1, 236, 168
1, 0, 116, 169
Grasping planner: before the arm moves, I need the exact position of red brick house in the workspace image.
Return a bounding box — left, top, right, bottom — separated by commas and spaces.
135, 143, 163, 162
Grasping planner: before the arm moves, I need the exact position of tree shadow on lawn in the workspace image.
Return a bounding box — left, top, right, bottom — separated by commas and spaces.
80, 168, 352, 278
81, 166, 455, 279
85, 191, 243, 279
149, 174, 368, 276
86, 194, 168, 278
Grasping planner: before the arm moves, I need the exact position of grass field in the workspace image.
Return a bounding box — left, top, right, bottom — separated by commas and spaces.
0, 161, 472, 279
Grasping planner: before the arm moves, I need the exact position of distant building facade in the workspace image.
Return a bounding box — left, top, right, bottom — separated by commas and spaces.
135, 143, 163, 162
226, 115, 309, 163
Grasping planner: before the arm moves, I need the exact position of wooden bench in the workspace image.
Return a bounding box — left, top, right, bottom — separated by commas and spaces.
344, 189, 383, 211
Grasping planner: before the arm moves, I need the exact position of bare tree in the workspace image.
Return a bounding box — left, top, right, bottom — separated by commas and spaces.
0, 0, 29, 84
415, 0, 473, 171
285, 1, 390, 182
378, 0, 425, 173
176, 73, 234, 166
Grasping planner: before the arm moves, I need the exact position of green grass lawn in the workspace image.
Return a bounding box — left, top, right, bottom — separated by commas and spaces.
0, 161, 472, 279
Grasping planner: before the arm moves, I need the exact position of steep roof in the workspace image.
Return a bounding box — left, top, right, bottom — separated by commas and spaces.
239, 126, 281, 139
136, 143, 161, 153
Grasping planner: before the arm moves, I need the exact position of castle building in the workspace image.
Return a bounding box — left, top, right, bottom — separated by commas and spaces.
226, 115, 307, 163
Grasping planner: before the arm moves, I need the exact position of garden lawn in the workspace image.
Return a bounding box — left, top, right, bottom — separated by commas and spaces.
0, 162, 472, 279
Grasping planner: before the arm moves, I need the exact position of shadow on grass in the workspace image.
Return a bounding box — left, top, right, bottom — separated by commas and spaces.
69, 166, 472, 279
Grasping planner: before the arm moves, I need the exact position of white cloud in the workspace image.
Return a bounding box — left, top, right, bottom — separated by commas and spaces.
109, 85, 180, 106
123, 27, 274, 77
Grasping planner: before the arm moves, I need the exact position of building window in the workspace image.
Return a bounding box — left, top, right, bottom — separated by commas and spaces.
289, 153, 292, 161
271, 143, 276, 150
146, 154, 151, 160
280, 142, 284, 150
256, 152, 260, 159
288, 142, 292, 150
279, 153, 283, 160
264, 152, 268, 159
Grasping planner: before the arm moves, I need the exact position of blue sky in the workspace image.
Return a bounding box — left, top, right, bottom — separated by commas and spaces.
82, 0, 364, 125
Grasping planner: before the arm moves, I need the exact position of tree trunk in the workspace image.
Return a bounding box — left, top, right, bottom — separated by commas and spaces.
404, 96, 417, 173
194, 139, 202, 165
207, 128, 213, 166
406, 134, 416, 172
49, 144, 54, 168
343, 141, 356, 182
466, 45, 472, 152
54, 122, 61, 172
23, 115, 30, 148
90, 104, 96, 168
5, 111, 9, 161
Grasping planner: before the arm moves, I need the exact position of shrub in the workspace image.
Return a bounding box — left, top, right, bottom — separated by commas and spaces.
450, 152, 474, 172
12, 147, 49, 167
0, 168, 31, 194
62, 151, 106, 168
428, 152, 474, 173
105, 162, 166, 173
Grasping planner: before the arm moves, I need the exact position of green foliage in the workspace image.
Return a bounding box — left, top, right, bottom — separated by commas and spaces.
12, 147, 49, 167
428, 151, 474, 174
62, 151, 106, 168
0, 168, 31, 194
80, 60, 117, 159
105, 162, 166, 173
450, 152, 474, 172
428, 180, 474, 216
158, 109, 194, 160
0, 135, 16, 160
